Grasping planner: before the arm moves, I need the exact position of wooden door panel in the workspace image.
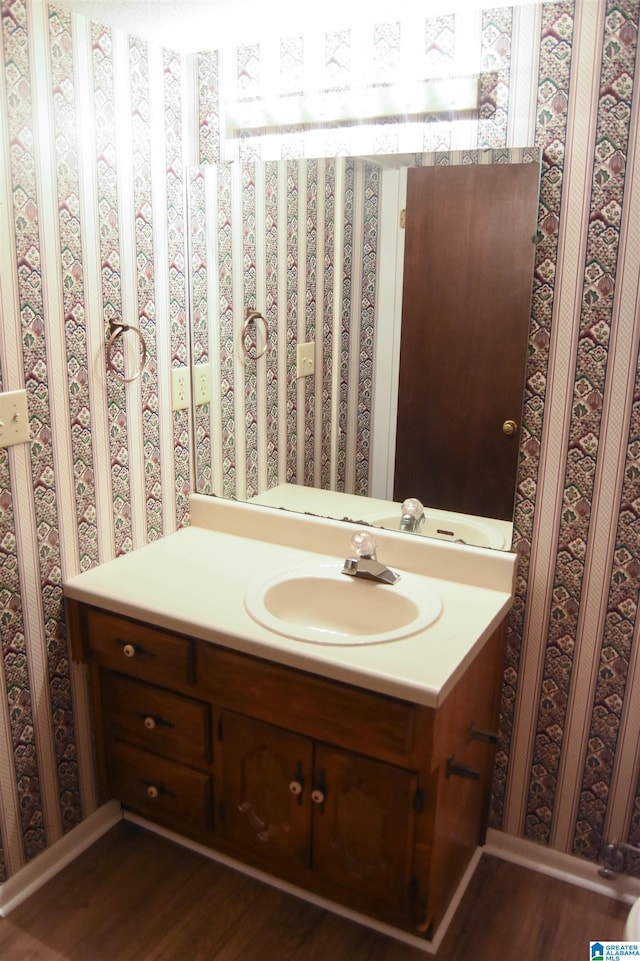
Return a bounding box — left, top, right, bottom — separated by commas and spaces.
312, 745, 417, 911
394, 163, 539, 520
219, 712, 313, 871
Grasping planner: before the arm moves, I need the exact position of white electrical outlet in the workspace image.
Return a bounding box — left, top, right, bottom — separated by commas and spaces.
0, 389, 30, 448
296, 341, 315, 378
171, 367, 190, 410
192, 362, 211, 405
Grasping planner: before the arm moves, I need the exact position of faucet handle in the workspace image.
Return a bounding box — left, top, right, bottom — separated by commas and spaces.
351, 530, 377, 560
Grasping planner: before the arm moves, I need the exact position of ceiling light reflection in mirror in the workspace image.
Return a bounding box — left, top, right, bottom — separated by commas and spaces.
225, 77, 479, 133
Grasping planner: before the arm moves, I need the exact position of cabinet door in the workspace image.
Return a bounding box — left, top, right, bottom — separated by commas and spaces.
312, 745, 417, 913
219, 712, 313, 873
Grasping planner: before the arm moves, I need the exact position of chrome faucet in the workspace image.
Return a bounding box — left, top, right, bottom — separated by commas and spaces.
341, 530, 400, 585
399, 497, 425, 534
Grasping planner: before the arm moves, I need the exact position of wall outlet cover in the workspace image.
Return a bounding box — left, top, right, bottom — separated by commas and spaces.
193, 362, 211, 406
171, 367, 190, 411
0, 389, 30, 448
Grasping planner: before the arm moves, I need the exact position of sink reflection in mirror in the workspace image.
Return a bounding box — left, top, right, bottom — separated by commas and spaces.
372, 514, 506, 550
244, 563, 442, 646
250, 484, 511, 552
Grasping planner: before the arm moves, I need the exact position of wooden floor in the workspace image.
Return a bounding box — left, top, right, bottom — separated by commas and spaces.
0, 820, 628, 961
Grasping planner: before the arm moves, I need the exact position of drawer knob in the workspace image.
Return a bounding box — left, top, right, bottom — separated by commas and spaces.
147, 785, 159, 799
144, 716, 156, 730
123, 643, 136, 658
289, 780, 303, 796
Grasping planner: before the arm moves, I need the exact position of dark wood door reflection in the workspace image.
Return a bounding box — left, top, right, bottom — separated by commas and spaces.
395, 162, 539, 521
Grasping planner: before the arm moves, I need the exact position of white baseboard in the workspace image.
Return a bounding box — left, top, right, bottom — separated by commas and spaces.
0, 799, 122, 916
124, 811, 479, 953
484, 828, 640, 906
2, 807, 634, 931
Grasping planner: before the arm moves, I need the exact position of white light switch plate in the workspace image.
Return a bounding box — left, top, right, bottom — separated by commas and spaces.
0, 389, 30, 448
296, 341, 315, 378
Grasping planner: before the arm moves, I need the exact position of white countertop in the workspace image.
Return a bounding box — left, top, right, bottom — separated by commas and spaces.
64, 495, 518, 708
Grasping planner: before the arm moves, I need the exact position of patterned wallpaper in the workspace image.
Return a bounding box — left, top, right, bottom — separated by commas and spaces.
0, 0, 190, 880
0, 0, 639, 889
188, 157, 380, 500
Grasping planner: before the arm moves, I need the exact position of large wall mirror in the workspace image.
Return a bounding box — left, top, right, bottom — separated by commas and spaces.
187, 148, 541, 551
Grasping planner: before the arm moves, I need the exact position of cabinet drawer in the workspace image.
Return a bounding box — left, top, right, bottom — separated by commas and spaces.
107, 740, 213, 832
101, 672, 211, 766
85, 609, 194, 688
200, 646, 416, 763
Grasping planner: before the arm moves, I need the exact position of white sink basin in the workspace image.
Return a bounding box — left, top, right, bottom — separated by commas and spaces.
245, 563, 442, 646
372, 514, 505, 550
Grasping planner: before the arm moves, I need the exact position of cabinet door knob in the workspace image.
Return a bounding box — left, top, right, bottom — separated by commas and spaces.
144, 716, 156, 730
123, 643, 136, 658
289, 761, 305, 804
147, 785, 159, 799
502, 419, 518, 436
312, 769, 327, 808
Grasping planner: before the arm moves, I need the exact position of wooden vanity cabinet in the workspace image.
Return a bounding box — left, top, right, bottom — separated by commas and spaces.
66, 598, 505, 939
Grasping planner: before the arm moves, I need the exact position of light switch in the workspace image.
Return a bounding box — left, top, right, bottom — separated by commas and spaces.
296, 341, 315, 378
0, 389, 30, 448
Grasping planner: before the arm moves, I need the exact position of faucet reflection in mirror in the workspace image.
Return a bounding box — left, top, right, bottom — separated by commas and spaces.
399, 498, 425, 534
187, 147, 539, 549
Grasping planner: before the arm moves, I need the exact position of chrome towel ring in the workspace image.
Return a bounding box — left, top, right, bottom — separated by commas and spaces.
241, 309, 269, 360
106, 321, 147, 383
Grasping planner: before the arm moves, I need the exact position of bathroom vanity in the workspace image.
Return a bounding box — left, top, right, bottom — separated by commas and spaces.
64, 495, 517, 945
